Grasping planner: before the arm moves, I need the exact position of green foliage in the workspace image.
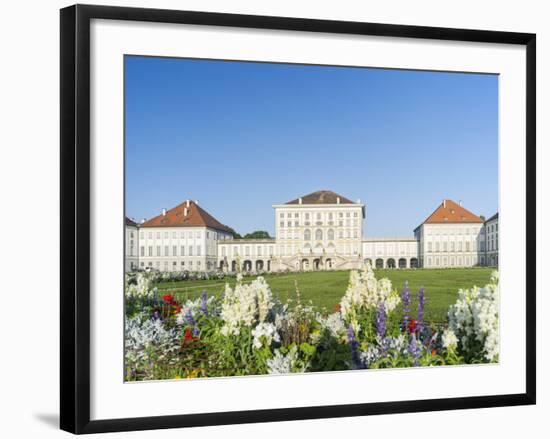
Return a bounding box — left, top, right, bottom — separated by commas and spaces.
242, 230, 272, 239
125, 268, 497, 381
158, 268, 494, 322
310, 330, 351, 371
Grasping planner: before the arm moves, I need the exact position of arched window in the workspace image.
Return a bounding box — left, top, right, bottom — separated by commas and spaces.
327, 229, 334, 240
315, 229, 323, 241
304, 229, 311, 240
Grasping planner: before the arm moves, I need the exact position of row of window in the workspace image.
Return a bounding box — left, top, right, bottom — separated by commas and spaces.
140, 245, 203, 257
140, 260, 217, 270
365, 248, 418, 257
221, 246, 275, 257
219, 244, 360, 257
279, 229, 359, 240
426, 255, 478, 266
279, 211, 359, 220
279, 219, 360, 228
425, 227, 481, 236
138, 230, 229, 241
427, 241, 479, 252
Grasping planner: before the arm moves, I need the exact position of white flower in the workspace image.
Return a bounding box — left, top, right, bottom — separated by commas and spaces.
385, 334, 408, 354
267, 345, 303, 374
125, 314, 179, 362
447, 273, 499, 361
220, 276, 274, 336
359, 344, 380, 367
125, 272, 156, 299
340, 263, 401, 317
317, 312, 346, 338
441, 328, 458, 350
252, 322, 280, 349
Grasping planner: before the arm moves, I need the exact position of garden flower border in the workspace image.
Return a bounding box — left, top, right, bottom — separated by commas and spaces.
60, 4, 536, 434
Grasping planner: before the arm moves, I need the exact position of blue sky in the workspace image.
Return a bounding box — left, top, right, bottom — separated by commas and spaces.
125, 56, 498, 237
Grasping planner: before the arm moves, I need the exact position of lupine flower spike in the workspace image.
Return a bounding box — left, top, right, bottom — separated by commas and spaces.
417, 287, 425, 335
402, 281, 410, 331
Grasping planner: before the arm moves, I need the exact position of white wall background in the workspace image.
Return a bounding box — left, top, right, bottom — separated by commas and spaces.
0, 0, 546, 437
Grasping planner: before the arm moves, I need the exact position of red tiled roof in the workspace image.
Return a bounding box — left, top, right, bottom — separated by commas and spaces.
285, 190, 355, 205
141, 200, 233, 233
422, 199, 483, 225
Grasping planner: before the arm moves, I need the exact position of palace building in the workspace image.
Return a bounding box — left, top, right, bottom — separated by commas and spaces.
125, 217, 139, 271
126, 190, 499, 273
135, 199, 234, 273
414, 199, 487, 269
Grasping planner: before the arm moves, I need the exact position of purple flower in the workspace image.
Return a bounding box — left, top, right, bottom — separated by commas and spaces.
417, 287, 425, 334
152, 309, 161, 320
376, 302, 386, 340
402, 281, 410, 331
200, 290, 208, 315
408, 334, 421, 367
192, 326, 200, 337
185, 308, 196, 326
347, 324, 361, 369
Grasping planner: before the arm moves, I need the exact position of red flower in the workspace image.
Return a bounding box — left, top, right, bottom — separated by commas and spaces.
408, 319, 418, 333
162, 294, 178, 305
183, 328, 200, 344
184, 328, 194, 342
431, 349, 438, 356
334, 304, 342, 313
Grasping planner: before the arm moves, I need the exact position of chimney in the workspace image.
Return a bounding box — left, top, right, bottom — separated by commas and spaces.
195, 200, 199, 205
459, 200, 463, 207
186, 200, 190, 208
184, 207, 188, 217
162, 208, 166, 216
443, 199, 446, 208
298, 197, 302, 204
141, 218, 146, 224
337, 197, 340, 204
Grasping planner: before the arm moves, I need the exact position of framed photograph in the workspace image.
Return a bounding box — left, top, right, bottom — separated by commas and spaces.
60, 4, 536, 434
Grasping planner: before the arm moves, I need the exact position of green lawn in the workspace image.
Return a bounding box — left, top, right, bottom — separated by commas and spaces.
157, 268, 494, 322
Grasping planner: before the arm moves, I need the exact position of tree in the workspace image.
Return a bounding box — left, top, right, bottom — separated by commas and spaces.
224, 226, 242, 239
243, 230, 272, 240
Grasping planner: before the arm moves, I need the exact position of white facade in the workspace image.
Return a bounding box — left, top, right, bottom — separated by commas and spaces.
217, 239, 277, 272
125, 193, 499, 273
138, 226, 232, 272
125, 219, 139, 272
362, 238, 419, 269
416, 222, 485, 268
270, 197, 364, 271
485, 213, 499, 266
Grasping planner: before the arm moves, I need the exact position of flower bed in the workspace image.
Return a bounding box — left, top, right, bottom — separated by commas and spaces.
127, 268, 304, 285
124, 263, 499, 380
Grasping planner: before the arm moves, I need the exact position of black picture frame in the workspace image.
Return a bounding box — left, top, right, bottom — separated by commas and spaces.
60, 4, 536, 434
